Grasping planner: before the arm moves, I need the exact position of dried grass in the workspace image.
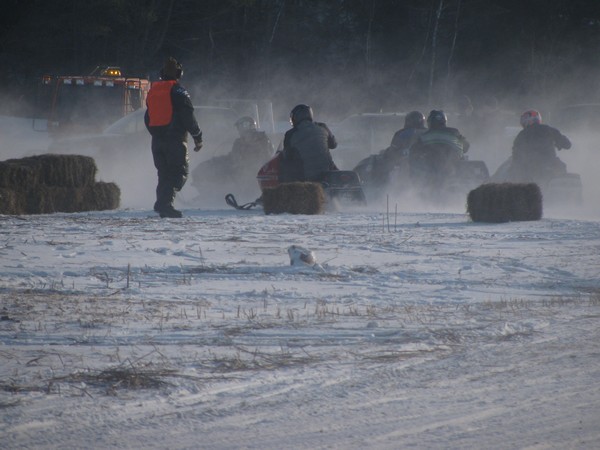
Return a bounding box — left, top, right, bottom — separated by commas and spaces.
59, 366, 176, 390
207, 345, 319, 372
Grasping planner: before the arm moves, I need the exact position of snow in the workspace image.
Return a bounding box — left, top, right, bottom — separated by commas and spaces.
2, 117, 600, 449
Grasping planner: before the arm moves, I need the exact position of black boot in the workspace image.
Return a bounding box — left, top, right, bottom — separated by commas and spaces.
159, 207, 183, 218
155, 182, 182, 217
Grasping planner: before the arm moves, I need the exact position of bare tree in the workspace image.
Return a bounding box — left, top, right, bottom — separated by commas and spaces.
365, 0, 377, 85
428, 0, 444, 106
153, 0, 176, 57
444, 0, 462, 105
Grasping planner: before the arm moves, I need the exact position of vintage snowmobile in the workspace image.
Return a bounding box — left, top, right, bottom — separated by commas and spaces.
353, 146, 489, 204
411, 157, 490, 203
490, 156, 582, 205
225, 152, 367, 211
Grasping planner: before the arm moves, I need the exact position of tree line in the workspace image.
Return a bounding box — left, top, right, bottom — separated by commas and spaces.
1, 0, 600, 119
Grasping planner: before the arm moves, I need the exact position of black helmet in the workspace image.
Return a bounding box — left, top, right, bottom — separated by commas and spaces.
427, 110, 447, 129
235, 116, 257, 132
405, 111, 426, 129
161, 57, 183, 80
290, 104, 313, 126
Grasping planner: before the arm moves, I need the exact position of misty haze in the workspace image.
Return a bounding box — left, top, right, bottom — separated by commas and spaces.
1, 2, 600, 449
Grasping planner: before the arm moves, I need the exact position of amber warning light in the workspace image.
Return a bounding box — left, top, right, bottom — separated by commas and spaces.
101, 67, 122, 77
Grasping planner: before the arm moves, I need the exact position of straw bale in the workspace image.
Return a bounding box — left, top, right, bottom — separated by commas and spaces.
83, 182, 120, 211
467, 182, 542, 223
25, 185, 83, 214
0, 161, 38, 188
262, 187, 283, 214
263, 182, 325, 215
0, 188, 25, 215
0, 182, 120, 215
0, 154, 97, 189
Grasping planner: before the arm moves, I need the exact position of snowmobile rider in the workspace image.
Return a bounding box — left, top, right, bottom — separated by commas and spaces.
510, 109, 571, 183
279, 104, 338, 182
191, 116, 274, 197
409, 110, 470, 190
353, 111, 426, 191
144, 57, 203, 218
230, 116, 274, 176
385, 110, 427, 165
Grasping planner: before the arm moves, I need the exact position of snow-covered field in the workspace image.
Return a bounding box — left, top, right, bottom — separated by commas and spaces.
1, 207, 600, 449
2, 116, 600, 449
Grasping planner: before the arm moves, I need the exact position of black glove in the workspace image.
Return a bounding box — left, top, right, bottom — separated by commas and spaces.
193, 135, 203, 152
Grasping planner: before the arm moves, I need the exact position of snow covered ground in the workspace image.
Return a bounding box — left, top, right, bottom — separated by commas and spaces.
1, 116, 600, 449
1, 207, 600, 449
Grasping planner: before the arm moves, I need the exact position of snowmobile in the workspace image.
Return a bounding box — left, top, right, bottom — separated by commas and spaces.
446, 159, 490, 193
353, 151, 411, 203
353, 146, 489, 204
409, 157, 490, 204
226, 152, 367, 210
491, 156, 582, 205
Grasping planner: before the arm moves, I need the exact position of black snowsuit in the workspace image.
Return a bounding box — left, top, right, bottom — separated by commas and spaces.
280, 120, 338, 182
354, 127, 424, 191
511, 123, 571, 183
409, 126, 469, 193
144, 80, 202, 213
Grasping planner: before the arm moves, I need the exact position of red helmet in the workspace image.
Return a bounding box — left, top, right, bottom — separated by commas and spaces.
520, 109, 542, 128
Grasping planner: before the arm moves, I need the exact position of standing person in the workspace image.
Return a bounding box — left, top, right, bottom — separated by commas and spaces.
145, 57, 203, 218
409, 110, 470, 194
510, 109, 571, 183
280, 104, 338, 182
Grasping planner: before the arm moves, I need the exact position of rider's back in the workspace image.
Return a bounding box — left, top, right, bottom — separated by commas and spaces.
414, 127, 469, 155
283, 121, 336, 181
511, 123, 571, 182
512, 123, 570, 162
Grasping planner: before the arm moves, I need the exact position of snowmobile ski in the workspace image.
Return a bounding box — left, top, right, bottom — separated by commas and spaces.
225, 193, 262, 210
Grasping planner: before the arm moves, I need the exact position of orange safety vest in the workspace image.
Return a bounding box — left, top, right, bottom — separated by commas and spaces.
146, 80, 177, 127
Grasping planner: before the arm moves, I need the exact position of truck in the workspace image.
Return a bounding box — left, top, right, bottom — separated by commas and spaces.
35, 66, 150, 135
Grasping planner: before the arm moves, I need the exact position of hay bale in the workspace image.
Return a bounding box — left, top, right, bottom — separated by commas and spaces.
467, 182, 542, 223
0, 182, 120, 215
0, 154, 97, 189
0, 188, 25, 215
0, 160, 39, 189
83, 182, 120, 211
263, 182, 325, 215
0, 154, 118, 215
25, 185, 84, 214
27, 183, 120, 214
262, 187, 282, 214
